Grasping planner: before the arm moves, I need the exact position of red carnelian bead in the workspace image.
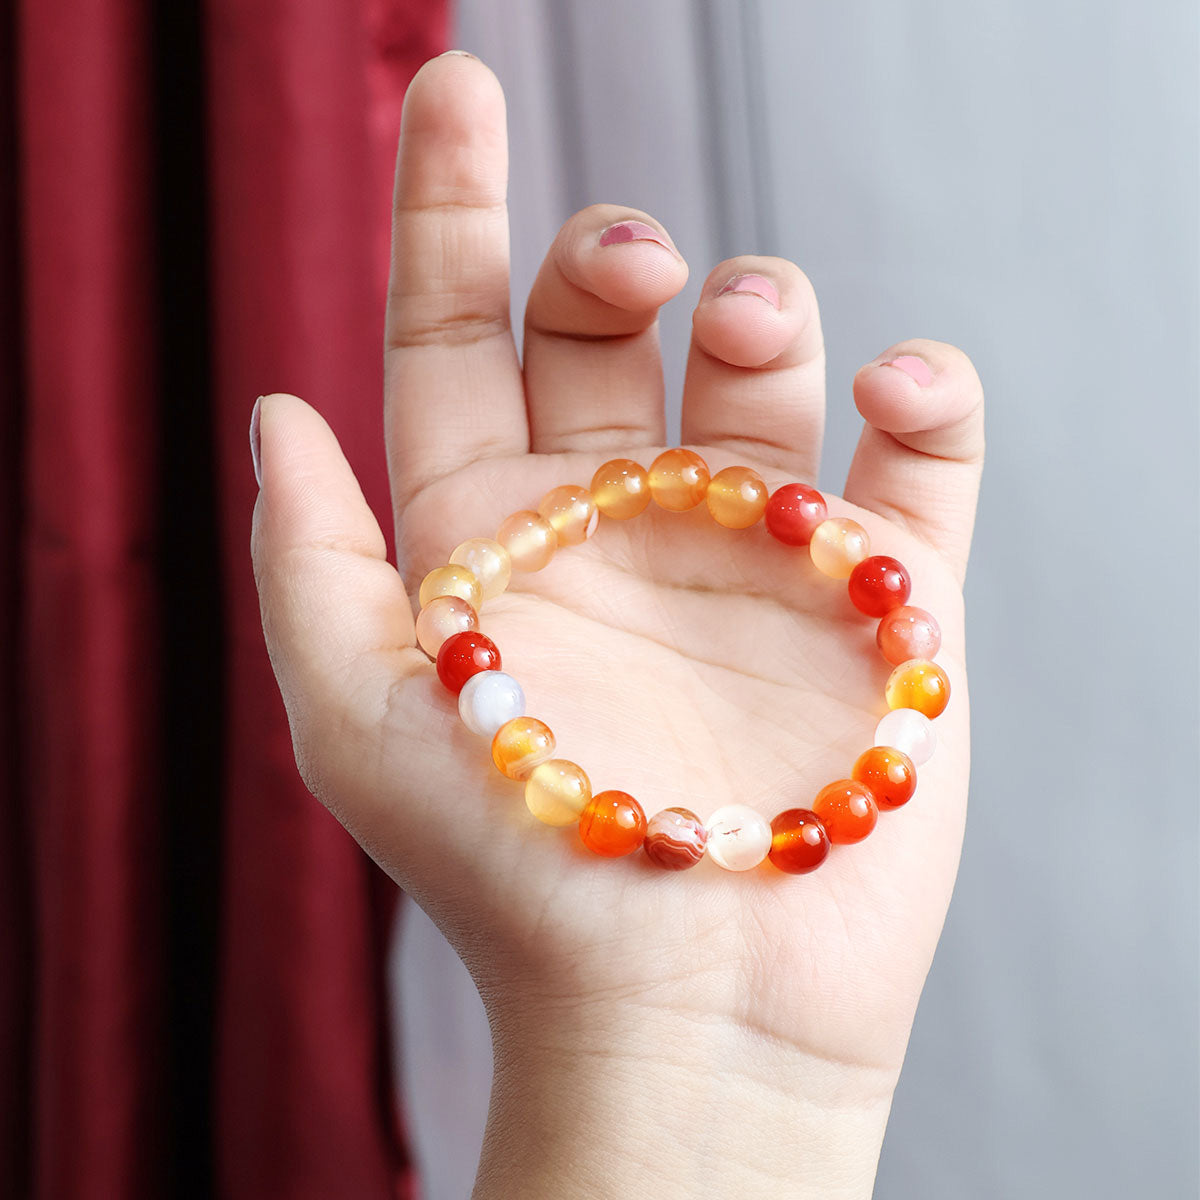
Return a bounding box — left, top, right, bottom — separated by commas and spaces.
851, 746, 917, 810
811, 779, 878, 844
768, 808, 831, 874
764, 483, 827, 546
436, 630, 501, 695
579, 790, 647, 857
876, 605, 942, 666
847, 555, 912, 617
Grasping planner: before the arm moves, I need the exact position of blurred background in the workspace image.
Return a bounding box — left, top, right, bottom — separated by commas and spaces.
3, 1, 1196, 1198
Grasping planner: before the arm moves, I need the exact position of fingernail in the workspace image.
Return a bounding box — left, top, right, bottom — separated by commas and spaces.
250, 396, 263, 488
882, 355, 934, 387
439, 49, 477, 59
598, 220, 674, 252
716, 273, 780, 309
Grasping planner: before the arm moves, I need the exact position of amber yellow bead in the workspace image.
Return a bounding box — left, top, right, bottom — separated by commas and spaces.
648, 448, 710, 511
496, 510, 557, 572
885, 658, 951, 719
524, 759, 592, 827
705, 465, 768, 528
590, 458, 651, 520
492, 716, 556, 781
449, 538, 512, 601
418, 563, 482, 610
537, 485, 599, 547
809, 517, 871, 579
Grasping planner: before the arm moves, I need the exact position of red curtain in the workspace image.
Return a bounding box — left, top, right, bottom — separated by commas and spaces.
5, 0, 447, 1194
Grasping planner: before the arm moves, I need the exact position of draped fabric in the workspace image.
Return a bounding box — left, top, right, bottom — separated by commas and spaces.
4, 0, 446, 1194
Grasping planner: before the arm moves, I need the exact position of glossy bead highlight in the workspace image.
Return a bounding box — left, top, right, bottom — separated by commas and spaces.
496, 510, 557, 572
847, 555, 911, 617
811, 780, 878, 844
809, 518, 871, 579
851, 746, 917, 810
885, 658, 951, 719
415, 595, 479, 658
590, 458, 651, 520
579, 790, 647, 857
537, 485, 599, 546
418, 563, 482, 611
643, 807, 708, 870
525, 759, 592, 827
874, 708, 937, 765
768, 808, 831, 874
876, 606, 942, 666
457, 671, 525, 738
764, 483, 827, 546
705, 804, 772, 871
435, 630, 501, 695
648, 448, 711, 511
449, 538, 512, 601
491, 716, 556, 780
705, 466, 768, 528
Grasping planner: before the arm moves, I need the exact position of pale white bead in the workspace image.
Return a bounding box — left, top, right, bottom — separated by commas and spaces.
874, 708, 936, 765
458, 671, 525, 738
449, 538, 512, 602
705, 804, 772, 872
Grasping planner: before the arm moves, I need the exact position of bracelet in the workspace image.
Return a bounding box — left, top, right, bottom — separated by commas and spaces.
414, 449, 948, 875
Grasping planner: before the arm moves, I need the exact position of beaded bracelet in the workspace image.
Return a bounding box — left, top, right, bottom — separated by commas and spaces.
414, 449, 948, 876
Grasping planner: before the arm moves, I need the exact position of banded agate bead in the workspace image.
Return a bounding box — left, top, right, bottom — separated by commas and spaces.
492, 716, 555, 780
811, 780, 878, 844
415, 595, 478, 658
458, 671, 525, 738
496, 511, 556, 572
768, 808, 830, 874
876, 606, 942, 666
525, 759, 592, 827
885, 659, 950, 719
809, 518, 871, 579
579, 790, 647, 857
449, 538, 512, 601
705, 466, 768, 529
418, 563, 482, 611
874, 708, 936, 765
851, 746, 916, 810
847, 555, 911, 617
705, 804, 772, 871
643, 807, 708, 870
436, 630, 501, 695
538, 485, 599, 546
648, 448, 710, 511
590, 458, 651, 520
764, 483, 827, 546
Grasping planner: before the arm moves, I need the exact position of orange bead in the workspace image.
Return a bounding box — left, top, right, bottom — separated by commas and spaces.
809, 518, 871, 579
492, 717, 556, 781
579, 790, 647, 857
591, 458, 651, 520
884, 658, 951, 719
538, 485, 599, 546
876, 606, 942, 666
496, 510, 557, 571
811, 779, 878, 844
851, 746, 917, 810
648, 448, 710, 511
418, 563, 482, 610
768, 808, 830, 874
705, 465, 768, 528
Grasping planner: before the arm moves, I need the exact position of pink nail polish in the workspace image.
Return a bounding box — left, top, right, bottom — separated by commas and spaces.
882, 355, 934, 387
716, 274, 780, 309
250, 396, 263, 487
598, 220, 674, 252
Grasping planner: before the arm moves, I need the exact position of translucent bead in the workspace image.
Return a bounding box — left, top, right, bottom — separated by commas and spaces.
435, 630, 501, 695
643, 807, 708, 870
591, 458, 651, 520
648, 448, 711, 512
768, 808, 830, 874
525, 759, 592, 827
705, 804, 772, 871
415, 595, 479, 658
705, 465, 768, 529
537, 485, 599, 547
811, 780, 878, 844
876, 606, 942, 666
874, 708, 936, 766
418, 563, 482, 610
579, 790, 647, 857
449, 538, 512, 602
492, 716, 556, 780
885, 658, 950, 719
851, 746, 917, 810
809, 518, 871, 579
764, 483, 827, 546
457, 670, 525, 738
496, 510, 557, 572
847, 555, 911, 617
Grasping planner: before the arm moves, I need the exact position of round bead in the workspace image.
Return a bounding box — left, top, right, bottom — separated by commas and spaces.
851, 746, 917, 810
643, 807, 708, 870
811, 780, 878, 844
525, 759, 592, 827
457, 670, 525, 738
764, 483, 827, 546
876, 606, 942, 666
415, 595, 479, 658
705, 466, 768, 529
496, 510, 557, 572
435, 630, 501, 695
847, 555, 912, 617
768, 808, 831, 874
579, 790, 647, 857
590, 458, 651, 520
538, 485, 599, 546
809, 518, 871, 579
418, 563, 482, 611
449, 538, 512, 602
874, 708, 937, 765
648, 448, 711, 511
705, 804, 772, 871
885, 658, 951, 719
491, 716, 556, 780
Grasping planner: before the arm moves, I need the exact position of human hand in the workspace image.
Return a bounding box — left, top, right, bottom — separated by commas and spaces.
251, 52, 984, 1199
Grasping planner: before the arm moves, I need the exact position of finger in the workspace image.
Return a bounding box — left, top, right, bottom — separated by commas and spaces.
680, 256, 826, 479
842, 341, 985, 584
384, 52, 526, 515
522, 206, 688, 453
